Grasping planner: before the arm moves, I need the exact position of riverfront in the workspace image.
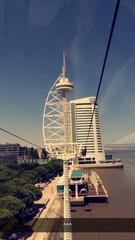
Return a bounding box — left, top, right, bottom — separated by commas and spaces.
2, 150, 134, 240
30, 150, 135, 240
71, 150, 135, 239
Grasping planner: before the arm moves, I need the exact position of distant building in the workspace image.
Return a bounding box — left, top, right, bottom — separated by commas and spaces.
0, 143, 20, 156
19, 146, 28, 157
0, 143, 25, 164
0, 143, 39, 165
0, 143, 29, 157
0, 153, 17, 165
0, 143, 47, 164
70, 97, 105, 163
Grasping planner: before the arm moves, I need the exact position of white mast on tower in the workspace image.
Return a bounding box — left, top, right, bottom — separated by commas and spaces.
55, 52, 73, 240
43, 52, 83, 238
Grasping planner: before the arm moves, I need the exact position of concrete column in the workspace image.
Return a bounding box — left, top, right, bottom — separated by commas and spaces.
75, 184, 78, 198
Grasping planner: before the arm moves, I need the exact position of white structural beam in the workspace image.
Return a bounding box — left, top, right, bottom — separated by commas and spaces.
42, 74, 65, 147
63, 159, 72, 240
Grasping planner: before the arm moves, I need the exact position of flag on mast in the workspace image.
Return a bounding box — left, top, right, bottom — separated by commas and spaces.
63, 51, 70, 77
64, 50, 70, 56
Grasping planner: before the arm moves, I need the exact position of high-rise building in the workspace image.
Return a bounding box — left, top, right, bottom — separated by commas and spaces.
70, 96, 105, 164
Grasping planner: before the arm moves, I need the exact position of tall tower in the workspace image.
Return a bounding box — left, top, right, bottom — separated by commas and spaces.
55, 53, 73, 240
70, 97, 105, 164
43, 53, 73, 240
55, 54, 73, 152
43, 55, 74, 157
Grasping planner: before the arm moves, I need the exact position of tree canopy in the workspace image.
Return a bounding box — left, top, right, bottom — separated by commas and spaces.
0, 195, 25, 215
0, 159, 63, 233
0, 165, 18, 182
23, 184, 42, 201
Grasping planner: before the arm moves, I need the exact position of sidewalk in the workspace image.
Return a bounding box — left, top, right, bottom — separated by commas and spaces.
27, 176, 60, 240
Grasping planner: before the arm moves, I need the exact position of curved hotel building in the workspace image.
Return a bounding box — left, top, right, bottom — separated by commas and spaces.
70, 97, 105, 164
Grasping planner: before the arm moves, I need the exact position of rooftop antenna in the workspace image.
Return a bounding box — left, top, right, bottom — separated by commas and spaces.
63, 51, 66, 79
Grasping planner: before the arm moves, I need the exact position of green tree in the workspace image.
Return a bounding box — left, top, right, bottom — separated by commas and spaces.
0, 195, 25, 215
8, 178, 27, 187
34, 166, 49, 181
17, 163, 39, 174
0, 209, 13, 228
23, 184, 42, 201
7, 186, 34, 205
20, 170, 39, 184
46, 160, 63, 176
0, 182, 41, 206
0, 183, 10, 197
0, 165, 18, 183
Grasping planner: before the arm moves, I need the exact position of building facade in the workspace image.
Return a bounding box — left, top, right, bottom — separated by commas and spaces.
70, 97, 105, 163
0, 144, 40, 165
0, 153, 17, 165
0, 143, 20, 156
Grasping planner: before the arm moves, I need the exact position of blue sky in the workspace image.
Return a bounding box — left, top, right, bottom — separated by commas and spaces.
0, 0, 135, 146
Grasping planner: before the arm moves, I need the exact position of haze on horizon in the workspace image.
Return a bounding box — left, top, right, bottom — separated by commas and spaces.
0, 0, 135, 147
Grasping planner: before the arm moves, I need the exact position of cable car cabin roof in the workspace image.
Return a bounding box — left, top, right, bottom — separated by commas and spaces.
71, 170, 83, 179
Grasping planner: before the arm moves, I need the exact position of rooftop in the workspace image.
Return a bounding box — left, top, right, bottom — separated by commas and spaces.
71, 170, 83, 179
